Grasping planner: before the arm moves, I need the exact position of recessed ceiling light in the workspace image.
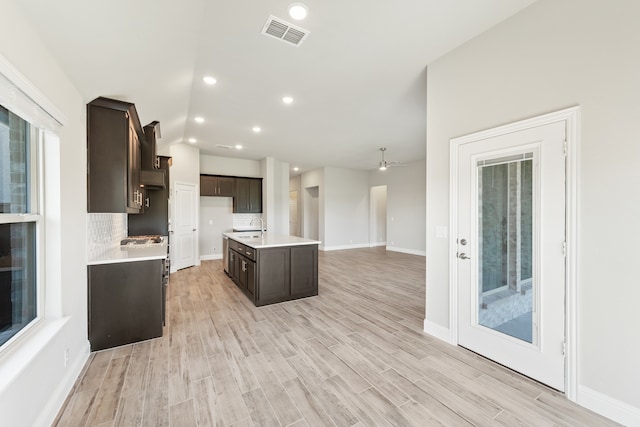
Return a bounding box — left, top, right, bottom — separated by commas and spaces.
282, 96, 294, 104
235, 144, 243, 150
252, 126, 261, 133
203, 76, 217, 85
195, 117, 205, 123
188, 138, 197, 143
288, 3, 308, 20
293, 167, 299, 171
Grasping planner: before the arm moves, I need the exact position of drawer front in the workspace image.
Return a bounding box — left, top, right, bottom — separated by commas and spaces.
229, 239, 243, 252
243, 246, 256, 261
230, 239, 248, 255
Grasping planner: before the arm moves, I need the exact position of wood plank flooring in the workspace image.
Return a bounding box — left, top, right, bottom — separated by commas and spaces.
54, 248, 616, 426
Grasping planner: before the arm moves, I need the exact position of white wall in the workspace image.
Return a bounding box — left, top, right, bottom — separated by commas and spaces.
170, 144, 201, 186
261, 157, 289, 235
370, 159, 426, 255
323, 167, 370, 250
199, 196, 232, 259
425, 0, 640, 422
0, 2, 90, 425
200, 154, 261, 177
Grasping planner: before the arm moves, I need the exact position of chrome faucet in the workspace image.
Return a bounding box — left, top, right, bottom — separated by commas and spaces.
250, 217, 265, 239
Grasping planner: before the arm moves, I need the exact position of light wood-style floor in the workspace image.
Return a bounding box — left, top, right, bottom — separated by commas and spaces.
54, 248, 616, 426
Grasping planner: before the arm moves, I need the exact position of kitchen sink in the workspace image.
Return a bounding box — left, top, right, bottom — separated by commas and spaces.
238, 235, 260, 239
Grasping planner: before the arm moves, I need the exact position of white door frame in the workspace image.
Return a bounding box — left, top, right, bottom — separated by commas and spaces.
448, 106, 580, 400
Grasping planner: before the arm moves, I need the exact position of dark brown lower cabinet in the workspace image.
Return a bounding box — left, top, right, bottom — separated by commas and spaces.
88, 260, 163, 351
227, 241, 318, 306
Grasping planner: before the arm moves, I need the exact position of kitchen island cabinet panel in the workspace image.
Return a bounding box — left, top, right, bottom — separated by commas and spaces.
257, 247, 291, 305
88, 260, 163, 351
290, 245, 318, 298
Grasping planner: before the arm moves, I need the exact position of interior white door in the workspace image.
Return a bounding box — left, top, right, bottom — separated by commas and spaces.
174, 183, 197, 271
456, 120, 566, 391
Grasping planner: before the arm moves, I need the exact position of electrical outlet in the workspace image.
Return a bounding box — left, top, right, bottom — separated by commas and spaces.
64, 348, 69, 367
208, 219, 213, 225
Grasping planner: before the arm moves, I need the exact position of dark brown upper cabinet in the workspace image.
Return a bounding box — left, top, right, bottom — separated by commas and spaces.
87, 97, 144, 213
141, 121, 160, 170
200, 175, 235, 197
234, 178, 262, 213
139, 121, 166, 189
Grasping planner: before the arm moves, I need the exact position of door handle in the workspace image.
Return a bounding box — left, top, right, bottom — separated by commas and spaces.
458, 253, 471, 260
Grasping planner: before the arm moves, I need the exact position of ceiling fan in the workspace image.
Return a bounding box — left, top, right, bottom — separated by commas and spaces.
378, 147, 404, 170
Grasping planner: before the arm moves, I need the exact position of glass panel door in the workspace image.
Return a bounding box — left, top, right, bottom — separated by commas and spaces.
477, 154, 535, 344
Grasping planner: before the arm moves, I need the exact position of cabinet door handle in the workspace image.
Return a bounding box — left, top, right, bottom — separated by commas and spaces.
242, 260, 246, 272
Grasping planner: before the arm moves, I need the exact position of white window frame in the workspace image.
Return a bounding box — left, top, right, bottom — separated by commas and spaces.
0, 51, 64, 355
0, 114, 46, 351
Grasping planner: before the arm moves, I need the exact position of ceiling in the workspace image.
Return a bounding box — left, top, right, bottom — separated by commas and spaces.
17, 0, 535, 174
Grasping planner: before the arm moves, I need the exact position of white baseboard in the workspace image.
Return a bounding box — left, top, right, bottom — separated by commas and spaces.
200, 254, 223, 261
38, 340, 90, 427
577, 385, 640, 426
319, 243, 427, 255
423, 319, 453, 344
321, 243, 371, 251
386, 246, 426, 256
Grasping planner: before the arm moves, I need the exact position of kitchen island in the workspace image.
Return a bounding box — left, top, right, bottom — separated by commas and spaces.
224, 232, 320, 306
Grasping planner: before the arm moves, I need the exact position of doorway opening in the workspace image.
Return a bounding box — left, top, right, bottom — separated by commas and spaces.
303, 186, 319, 240
370, 185, 387, 247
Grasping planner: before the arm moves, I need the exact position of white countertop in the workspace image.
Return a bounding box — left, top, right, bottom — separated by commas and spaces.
88, 240, 168, 265
224, 232, 320, 249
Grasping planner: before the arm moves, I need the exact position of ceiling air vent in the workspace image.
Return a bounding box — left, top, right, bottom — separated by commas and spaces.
261, 15, 310, 47
215, 144, 231, 150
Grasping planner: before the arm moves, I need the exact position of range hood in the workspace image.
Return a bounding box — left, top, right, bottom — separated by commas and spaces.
140, 169, 166, 188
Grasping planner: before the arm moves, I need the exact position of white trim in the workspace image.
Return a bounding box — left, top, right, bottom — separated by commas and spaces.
577, 385, 640, 426
386, 246, 426, 257
564, 107, 580, 402
321, 243, 371, 251
0, 52, 66, 128
200, 254, 223, 261
449, 106, 580, 399
423, 319, 453, 344
369, 242, 386, 247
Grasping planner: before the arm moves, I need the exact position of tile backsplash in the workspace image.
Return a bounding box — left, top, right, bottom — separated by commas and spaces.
87, 213, 127, 259
233, 213, 263, 230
